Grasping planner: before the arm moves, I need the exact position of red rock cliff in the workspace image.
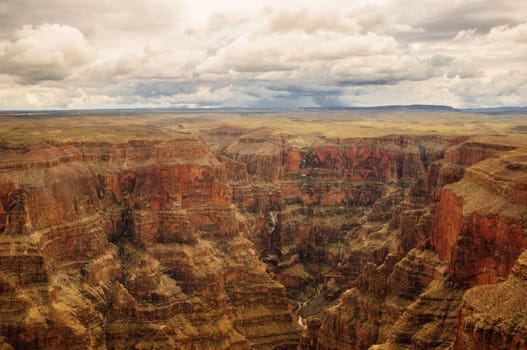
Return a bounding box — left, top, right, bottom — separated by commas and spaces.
454, 250, 527, 350
430, 149, 527, 287
302, 140, 527, 350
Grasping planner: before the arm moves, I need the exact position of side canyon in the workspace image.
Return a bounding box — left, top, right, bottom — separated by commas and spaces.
0, 111, 526, 349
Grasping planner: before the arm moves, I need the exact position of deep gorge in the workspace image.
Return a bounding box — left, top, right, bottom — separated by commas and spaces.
1, 124, 526, 349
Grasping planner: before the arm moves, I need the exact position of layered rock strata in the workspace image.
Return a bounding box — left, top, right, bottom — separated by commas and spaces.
0, 138, 299, 349
296, 140, 527, 350
1, 127, 526, 350
431, 148, 527, 287
454, 250, 527, 350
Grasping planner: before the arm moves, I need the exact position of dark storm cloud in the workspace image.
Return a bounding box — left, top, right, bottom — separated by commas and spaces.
134, 81, 197, 98
312, 94, 343, 108
266, 84, 340, 96
337, 79, 396, 86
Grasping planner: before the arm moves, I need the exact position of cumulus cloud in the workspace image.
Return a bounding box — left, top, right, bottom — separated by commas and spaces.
487, 23, 527, 43
330, 55, 436, 85
0, 0, 526, 108
0, 24, 94, 82
197, 30, 398, 76
449, 70, 527, 107
454, 28, 478, 40
266, 8, 364, 34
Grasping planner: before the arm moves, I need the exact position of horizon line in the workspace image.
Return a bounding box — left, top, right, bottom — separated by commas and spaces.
1, 104, 527, 114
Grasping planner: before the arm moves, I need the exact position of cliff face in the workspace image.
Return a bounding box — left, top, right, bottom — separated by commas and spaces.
454, 250, 527, 350
294, 139, 462, 350
204, 129, 475, 350
0, 138, 298, 349
298, 139, 527, 350
369, 144, 527, 350
430, 148, 527, 287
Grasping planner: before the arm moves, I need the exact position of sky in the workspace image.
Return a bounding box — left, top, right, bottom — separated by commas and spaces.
0, 0, 526, 109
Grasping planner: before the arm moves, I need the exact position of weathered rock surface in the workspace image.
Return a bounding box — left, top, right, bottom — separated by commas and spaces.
431, 148, 527, 287
297, 140, 527, 350
0, 137, 299, 349
1, 126, 526, 350
454, 250, 527, 350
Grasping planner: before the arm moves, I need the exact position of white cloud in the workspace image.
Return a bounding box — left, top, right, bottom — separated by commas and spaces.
329, 55, 437, 84
0, 24, 94, 82
487, 23, 527, 43
448, 70, 527, 107
0, 1, 526, 108
454, 28, 478, 40
266, 8, 364, 34
12, 24, 92, 66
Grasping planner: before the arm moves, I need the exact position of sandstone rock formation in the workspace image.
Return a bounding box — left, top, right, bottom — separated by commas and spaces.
454, 250, 527, 350
295, 139, 527, 350
0, 138, 299, 349
431, 148, 527, 287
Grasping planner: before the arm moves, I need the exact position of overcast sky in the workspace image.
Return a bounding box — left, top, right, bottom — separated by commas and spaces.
0, 0, 526, 109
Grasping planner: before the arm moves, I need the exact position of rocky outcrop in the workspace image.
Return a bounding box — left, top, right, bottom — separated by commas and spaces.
369, 146, 527, 349
297, 140, 527, 350
430, 149, 527, 287
454, 250, 527, 350
204, 131, 464, 184
371, 279, 465, 350
424, 140, 516, 203
222, 129, 284, 181
444, 141, 516, 165
312, 249, 448, 350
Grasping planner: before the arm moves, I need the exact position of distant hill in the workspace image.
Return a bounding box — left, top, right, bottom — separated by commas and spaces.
304, 105, 458, 112
309, 105, 527, 115
2, 105, 527, 116
459, 106, 527, 115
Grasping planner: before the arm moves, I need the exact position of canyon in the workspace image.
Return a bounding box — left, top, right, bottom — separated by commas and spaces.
0, 109, 526, 349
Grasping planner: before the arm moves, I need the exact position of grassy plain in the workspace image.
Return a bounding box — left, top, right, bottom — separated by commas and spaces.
1, 108, 527, 145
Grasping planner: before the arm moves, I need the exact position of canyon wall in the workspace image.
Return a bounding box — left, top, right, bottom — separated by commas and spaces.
1, 125, 526, 350
0, 138, 299, 349
454, 250, 527, 350
279, 135, 527, 350
204, 128, 474, 349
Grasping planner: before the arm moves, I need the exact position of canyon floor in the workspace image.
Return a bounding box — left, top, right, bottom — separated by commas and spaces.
1, 108, 527, 349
